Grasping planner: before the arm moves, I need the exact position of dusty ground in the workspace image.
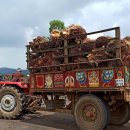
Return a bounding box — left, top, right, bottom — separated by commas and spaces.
0, 111, 130, 130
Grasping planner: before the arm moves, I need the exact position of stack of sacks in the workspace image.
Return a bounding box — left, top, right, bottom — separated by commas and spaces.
29, 36, 48, 52
50, 30, 61, 40
121, 38, 130, 66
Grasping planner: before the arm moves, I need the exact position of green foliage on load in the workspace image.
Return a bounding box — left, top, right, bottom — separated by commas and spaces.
49, 19, 65, 33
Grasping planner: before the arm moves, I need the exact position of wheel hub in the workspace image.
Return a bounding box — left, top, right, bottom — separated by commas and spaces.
82, 104, 97, 122
1, 94, 16, 112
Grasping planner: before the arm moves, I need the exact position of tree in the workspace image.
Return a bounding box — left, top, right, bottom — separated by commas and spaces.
49, 19, 65, 33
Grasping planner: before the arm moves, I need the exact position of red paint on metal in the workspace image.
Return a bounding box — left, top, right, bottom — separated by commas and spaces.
30, 74, 35, 88
36, 75, 44, 88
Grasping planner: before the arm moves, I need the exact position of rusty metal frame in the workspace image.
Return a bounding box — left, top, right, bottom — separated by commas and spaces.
27, 27, 121, 71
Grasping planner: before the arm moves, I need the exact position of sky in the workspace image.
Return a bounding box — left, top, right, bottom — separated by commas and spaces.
0, 0, 130, 69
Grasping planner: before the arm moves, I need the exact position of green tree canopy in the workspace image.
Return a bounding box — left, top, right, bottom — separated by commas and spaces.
49, 19, 65, 33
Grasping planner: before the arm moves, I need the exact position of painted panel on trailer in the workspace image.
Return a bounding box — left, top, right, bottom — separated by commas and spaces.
125, 67, 129, 86
45, 74, 53, 88
54, 73, 64, 88
115, 67, 125, 87
88, 70, 99, 87
65, 72, 75, 87
30, 75, 35, 88
36, 75, 44, 88
76, 71, 87, 87
101, 69, 115, 87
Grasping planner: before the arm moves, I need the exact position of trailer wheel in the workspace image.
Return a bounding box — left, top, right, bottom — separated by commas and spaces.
0, 86, 24, 119
74, 95, 108, 130
99, 97, 111, 128
110, 103, 130, 126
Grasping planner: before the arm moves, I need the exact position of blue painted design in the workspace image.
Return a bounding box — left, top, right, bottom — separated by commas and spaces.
76, 72, 87, 84
102, 70, 114, 83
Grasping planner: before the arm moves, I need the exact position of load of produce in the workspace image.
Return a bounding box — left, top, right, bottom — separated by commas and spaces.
28, 24, 130, 73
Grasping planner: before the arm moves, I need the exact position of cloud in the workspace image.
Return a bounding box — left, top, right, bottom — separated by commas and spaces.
24, 26, 40, 43
0, 0, 101, 48
0, 47, 26, 69
88, 33, 104, 39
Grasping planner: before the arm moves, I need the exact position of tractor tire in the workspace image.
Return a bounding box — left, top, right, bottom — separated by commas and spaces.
74, 94, 108, 130
0, 86, 25, 119
110, 103, 130, 126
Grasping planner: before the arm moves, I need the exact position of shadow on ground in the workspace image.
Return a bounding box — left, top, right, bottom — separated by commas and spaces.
21, 111, 130, 130
22, 111, 79, 130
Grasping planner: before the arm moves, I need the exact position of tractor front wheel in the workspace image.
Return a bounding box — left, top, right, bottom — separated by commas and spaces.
0, 86, 24, 119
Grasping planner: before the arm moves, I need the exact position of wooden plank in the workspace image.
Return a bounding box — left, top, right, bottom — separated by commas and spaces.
115, 27, 121, 58
64, 39, 68, 64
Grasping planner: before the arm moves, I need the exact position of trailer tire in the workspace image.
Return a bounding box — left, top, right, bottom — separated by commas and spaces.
0, 86, 24, 119
110, 103, 130, 126
99, 97, 111, 128
74, 94, 108, 130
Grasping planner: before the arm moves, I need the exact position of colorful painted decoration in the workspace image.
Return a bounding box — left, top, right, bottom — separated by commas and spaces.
54, 73, 64, 88
88, 71, 99, 87
102, 70, 114, 83
45, 74, 53, 88
30, 75, 35, 88
65, 72, 75, 87
102, 69, 115, 87
76, 71, 87, 87
115, 68, 124, 87
125, 67, 129, 86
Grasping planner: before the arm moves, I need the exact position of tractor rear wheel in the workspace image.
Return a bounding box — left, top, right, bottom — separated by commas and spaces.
0, 86, 25, 119
74, 94, 109, 130
110, 103, 130, 126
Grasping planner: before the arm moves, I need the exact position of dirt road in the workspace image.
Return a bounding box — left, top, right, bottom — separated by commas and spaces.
0, 111, 130, 130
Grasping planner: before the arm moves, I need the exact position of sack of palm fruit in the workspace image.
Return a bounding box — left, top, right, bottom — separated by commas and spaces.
62, 24, 87, 45
86, 53, 97, 68
96, 36, 111, 48
86, 48, 111, 68
121, 40, 129, 55
61, 27, 70, 38
69, 46, 81, 55
73, 56, 86, 63
123, 36, 130, 59
53, 50, 64, 57
86, 53, 96, 62
69, 24, 86, 36
69, 24, 87, 44
29, 36, 47, 52
29, 41, 39, 52
82, 38, 96, 52
36, 36, 49, 51
36, 36, 48, 43
120, 39, 130, 66
123, 36, 130, 45
50, 29, 61, 40
39, 41, 49, 50
106, 39, 116, 49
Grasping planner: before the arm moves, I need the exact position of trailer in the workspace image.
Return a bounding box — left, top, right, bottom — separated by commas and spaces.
0, 27, 130, 130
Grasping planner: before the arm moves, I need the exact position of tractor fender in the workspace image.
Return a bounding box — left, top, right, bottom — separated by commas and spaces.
0, 81, 29, 93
